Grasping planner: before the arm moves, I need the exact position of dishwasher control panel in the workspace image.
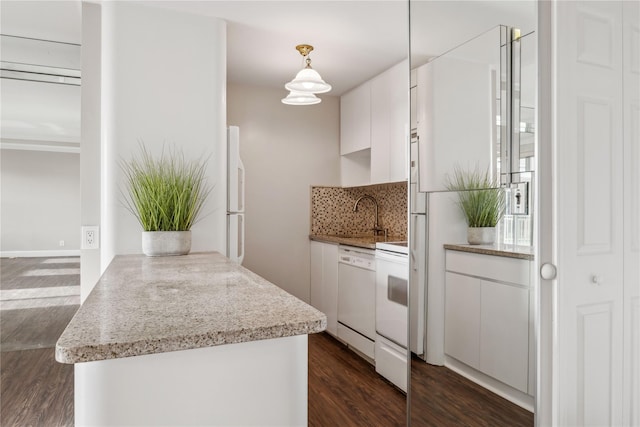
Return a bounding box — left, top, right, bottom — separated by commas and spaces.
338, 247, 376, 270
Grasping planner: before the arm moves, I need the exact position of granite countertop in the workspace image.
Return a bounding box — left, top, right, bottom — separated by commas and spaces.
309, 234, 406, 250
55, 252, 326, 364
443, 243, 534, 260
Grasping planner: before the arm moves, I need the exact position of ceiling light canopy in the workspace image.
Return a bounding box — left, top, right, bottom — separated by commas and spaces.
282, 44, 331, 105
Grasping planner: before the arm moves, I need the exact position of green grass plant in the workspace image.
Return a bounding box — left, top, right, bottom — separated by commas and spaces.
120, 143, 212, 232
445, 165, 505, 228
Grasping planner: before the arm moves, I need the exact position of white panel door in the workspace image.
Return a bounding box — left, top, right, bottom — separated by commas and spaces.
546, 2, 632, 425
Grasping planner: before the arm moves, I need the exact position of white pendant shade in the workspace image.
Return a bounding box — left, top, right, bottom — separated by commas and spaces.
281, 90, 321, 105
285, 68, 332, 94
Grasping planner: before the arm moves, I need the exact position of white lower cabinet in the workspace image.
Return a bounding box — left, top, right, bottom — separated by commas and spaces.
479, 279, 529, 393
310, 241, 338, 336
445, 250, 531, 395
444, 272, 480, 369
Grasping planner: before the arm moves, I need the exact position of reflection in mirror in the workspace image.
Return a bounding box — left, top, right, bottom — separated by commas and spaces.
415, 26, 504, 193
501, 31, 536, 247
408, 2, 536, 426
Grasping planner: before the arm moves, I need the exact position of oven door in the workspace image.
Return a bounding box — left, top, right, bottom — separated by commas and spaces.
375, 250, 409, 348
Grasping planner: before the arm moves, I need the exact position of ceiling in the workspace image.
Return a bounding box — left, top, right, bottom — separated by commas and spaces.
0, 1, 534, 148
0, 0, 535, 96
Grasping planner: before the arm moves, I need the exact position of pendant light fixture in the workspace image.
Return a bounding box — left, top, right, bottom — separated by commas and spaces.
281, 90, 321, 105
281, 44, 331, 105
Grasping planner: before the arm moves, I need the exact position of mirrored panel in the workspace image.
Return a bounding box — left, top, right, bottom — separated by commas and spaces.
408, 2, 536, 426
501, 31, 536, 247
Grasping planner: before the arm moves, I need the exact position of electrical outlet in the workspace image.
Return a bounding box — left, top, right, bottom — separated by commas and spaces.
59, 240, 65, 247
511, 182, 529, 215
82, 226, 99, 250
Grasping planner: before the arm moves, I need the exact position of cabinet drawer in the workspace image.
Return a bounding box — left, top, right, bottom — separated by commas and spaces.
446, 250, 530, 286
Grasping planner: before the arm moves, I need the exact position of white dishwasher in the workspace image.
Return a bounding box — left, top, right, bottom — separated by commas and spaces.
337, 245, 376, 360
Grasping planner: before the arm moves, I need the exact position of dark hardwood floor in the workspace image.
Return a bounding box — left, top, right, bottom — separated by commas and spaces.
309, 333, 406, 426
1, 348, 74, 427
410, 354, 534, 426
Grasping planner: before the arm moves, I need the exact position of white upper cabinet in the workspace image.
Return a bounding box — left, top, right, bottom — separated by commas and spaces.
340, 81, 371, 155
371, 60, 409, 184
340, 60, 409, 186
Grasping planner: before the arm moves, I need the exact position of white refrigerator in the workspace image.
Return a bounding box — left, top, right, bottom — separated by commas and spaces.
410, 136, 426, 358
227, 126, 245, 264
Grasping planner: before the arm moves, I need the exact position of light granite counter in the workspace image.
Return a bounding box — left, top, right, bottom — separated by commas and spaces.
309, 234, 406, 250
56, 252, 326, 364
443, 243, 534, 260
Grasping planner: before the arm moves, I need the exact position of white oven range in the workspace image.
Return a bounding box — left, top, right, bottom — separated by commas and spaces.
375, 241, 409, 392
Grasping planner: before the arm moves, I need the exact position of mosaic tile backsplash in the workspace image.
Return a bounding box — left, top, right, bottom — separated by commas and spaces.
310, 182, 408, 237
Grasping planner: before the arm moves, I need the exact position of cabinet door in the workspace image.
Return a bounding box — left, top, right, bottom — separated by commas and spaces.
387, 60, 409, 183
310, 241, 339, 337
340, 82, 371, 155
479, 280, 529, 393
444, 272, 480, 369
370, 71, 391, 184
321, 243, 338, 336
371, 60, 409, 184
310, 241, 323, 311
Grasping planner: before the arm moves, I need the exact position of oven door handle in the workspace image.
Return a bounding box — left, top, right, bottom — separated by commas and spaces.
387, 275, 408, 307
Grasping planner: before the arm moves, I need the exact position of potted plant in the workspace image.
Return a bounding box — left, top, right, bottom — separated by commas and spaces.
120, 143, 211, 256
445, 165, 505, 245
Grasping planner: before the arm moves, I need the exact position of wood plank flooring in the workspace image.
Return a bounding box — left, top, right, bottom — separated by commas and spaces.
1, 256, 80, 351
1, 348, 74, 427
410, 354, 534, 426
1, 305, 80, 351
308, 332, 406, 426
1, 256, 79, 426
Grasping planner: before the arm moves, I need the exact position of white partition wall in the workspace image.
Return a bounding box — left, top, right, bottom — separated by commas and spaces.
81, 3, 227, 299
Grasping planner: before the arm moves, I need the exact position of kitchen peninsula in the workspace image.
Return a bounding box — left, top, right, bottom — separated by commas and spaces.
56, 252, 326, 426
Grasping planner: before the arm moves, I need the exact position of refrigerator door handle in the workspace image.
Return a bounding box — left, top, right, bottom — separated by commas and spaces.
237, 213, 245, 264
411, 215, 418, 271
227, 213, 245, 264
237, 157, 245, 213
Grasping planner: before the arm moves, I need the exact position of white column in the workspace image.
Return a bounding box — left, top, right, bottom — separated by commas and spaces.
81, 3, 227, 292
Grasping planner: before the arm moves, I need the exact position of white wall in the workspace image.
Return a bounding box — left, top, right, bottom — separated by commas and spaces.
80, 1, 101, 300
81, 2, 227, 299
0, 150, 80, 255
102, 2, 227, 258
227, 83, 340, 302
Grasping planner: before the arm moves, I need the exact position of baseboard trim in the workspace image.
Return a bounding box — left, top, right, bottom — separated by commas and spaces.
444, 355, 534, 412
1, 250, 81, 258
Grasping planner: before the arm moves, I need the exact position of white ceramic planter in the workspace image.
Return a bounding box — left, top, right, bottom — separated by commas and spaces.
142, 231, 192, 257
467, 227, 495, 245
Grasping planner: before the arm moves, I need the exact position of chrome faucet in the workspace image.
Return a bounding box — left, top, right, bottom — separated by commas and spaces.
353, 194, 387, 238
